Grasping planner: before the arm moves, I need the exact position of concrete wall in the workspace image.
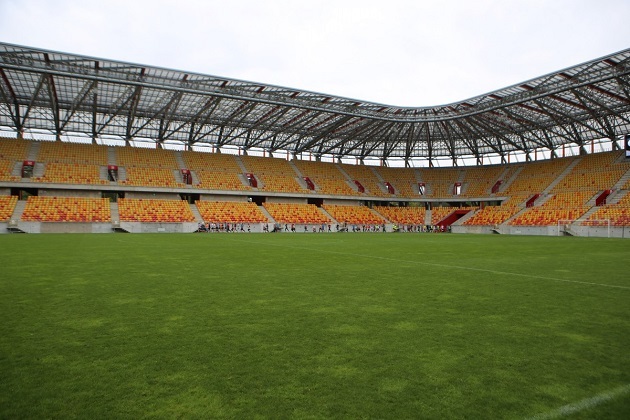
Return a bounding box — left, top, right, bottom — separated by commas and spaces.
265, 196, 308, 204
39, 189, 101, 198
14, 221, 41, 233
201, 194, 248, 202
124, 192, 181, 200
451, 225, 495, 235
39, 223, 113, 233
452, 224, 630, 238
323, 199, 362, 206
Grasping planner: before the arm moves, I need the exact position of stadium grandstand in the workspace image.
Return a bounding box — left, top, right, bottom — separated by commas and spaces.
1, 42, 630, 236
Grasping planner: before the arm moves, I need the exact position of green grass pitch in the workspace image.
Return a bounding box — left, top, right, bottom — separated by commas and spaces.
1, 232, 629, 419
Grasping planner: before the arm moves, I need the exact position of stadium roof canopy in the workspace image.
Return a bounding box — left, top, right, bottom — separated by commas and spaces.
1, 42, 629, 165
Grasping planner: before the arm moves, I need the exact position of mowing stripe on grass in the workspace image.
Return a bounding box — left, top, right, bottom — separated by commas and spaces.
526, 384, 630, 419
227, 237, 630, 291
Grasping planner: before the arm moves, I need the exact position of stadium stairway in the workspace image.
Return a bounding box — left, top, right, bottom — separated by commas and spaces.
294, 176, 310, 190
607, 189, 629, 205
496, 166, 524, 193
542, 158, 580, 194
451, 208, 477, 225
107, 146, 117, 166
584, 191, 601, 207
412, 167, 423, 184
11, 161, 22, 178
335, 164, 352, 182
370, 166, 387, 184
319, 206, 337, 224
32, 163, 45, 178
373, 171, 391, 195
258, 205, 276, 224
189, 203, 204, 223
456, 169, 466, 186
424, 209, 432, 225
190, 170, 201, 186
10, 200, 27, 222
237, 173, 252, 189
500, 206, 529, 228
288, 160, 305, 178
175, 152, 187, 169
117, 167, 127, 182
531, 193, 554, 207
99, 166, 111, 183
112, 201, 174, 233
334, 165, 363, 194
612, 167, 630, 190
369, 207, 388, 222
235, 156, 249, 174
172, 169, 191, 188
110, 202, 120, 224
26, 141, 40, 161
575, 206, 600, 225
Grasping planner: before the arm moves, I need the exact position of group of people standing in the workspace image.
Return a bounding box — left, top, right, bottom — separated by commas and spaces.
197, 222, 451, 233
197, 222, 251, 232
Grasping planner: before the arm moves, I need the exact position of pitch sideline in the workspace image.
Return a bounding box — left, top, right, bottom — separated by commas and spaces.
526, 383, 630, 419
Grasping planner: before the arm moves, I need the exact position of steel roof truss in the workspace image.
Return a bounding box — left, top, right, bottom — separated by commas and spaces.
294, 115, 353, 154
95, 85, 136, 136
320, 119, 386, 155
129, 90, 183, 139
0, 70, 18, 127
59, 79, 97, 132
219, 102, 260, 144
20, 73, 46, 128
455, 117, 504, 157
570, 87, 630, 133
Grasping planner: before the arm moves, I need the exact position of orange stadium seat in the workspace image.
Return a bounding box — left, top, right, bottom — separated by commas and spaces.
118, 198, 195, 222
0, 159, 21, 182
0, 195, 18, 221
37, 141, 108, 165
430, 206, 475, 225
293, 159, 359, 196
263, 202, 330, 224
240, 155, 307, 194
374, 166, 421, 198
417, 168, 462, 198
552, 151, 627, 193
196, 201, 268, 223
32, 163, 109, 185
322, 204, 384, 225
508, 191, 593, 226
459, 166, 504, 198
116, 146, 179, 168
120, 167, 185, 188
195, 170, 250, 191
584, 191, 630, 227
182, 151, 243, 172
0, 137, 30, 161
502, 158, 573, 196
21, 196, 111, 222
463, 206, 521, 226
339, 163, 391, 197
374, 206, 426, 225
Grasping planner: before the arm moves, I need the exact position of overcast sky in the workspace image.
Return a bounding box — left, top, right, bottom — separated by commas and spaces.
1, 0, 629, 107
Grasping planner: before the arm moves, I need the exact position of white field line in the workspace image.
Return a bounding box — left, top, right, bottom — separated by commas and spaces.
227, 238, 630, 291
526, 383, 630, 419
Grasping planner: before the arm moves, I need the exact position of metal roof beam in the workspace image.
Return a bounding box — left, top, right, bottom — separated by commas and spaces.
94, 85, 136, 136
59, 79, 98, 131
0, 68, 19, 130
